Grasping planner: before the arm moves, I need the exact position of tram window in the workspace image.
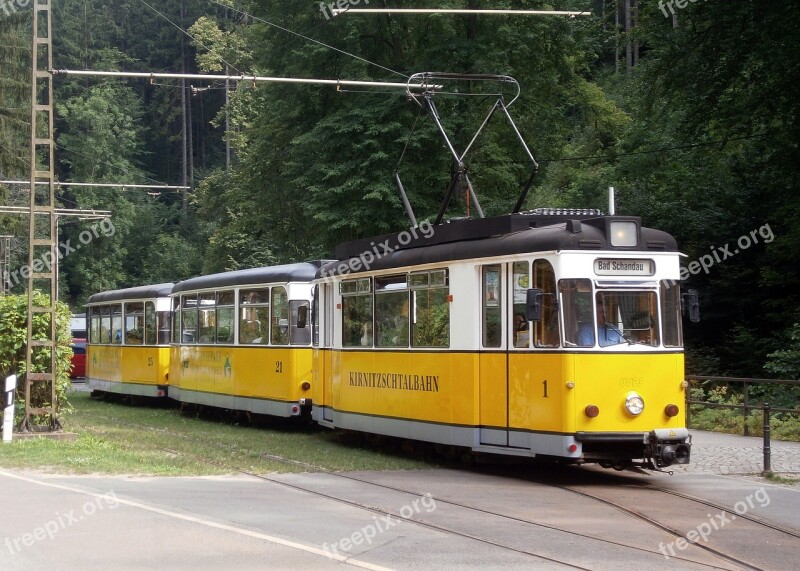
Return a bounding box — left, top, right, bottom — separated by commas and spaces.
409, 273, 428, 288
511, 262, 531, 348
216, 290, 235, 344
560, 279, 594, 347
271, 287, 290, 346
125, 302, 144, 345
596, 291, 660, 347
99, 307, 110, 344
241, 289, 269, 305
111, 304, 123, 344
89, 307, 100, 344
376, 275, 409, 348
534, 260, 560, 348
216, 307, 234, 344
217, 291, 234, 306
171, 297, 180, 344
290, 300, 311, 345
239, 288, 269, 344
100, 306, 112, 344
239, 306, 269, 344
158, 311, 172, 345
342, 278, 372, 348
181, 294, 198, 344
197, 293, 216, 344
411, 276, 449, 348
661, 282, 683, 347
482, 265, 502, 348
144, 302, 156, 345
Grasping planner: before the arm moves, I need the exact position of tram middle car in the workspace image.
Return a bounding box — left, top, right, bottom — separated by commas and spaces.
167, 263, 322, 417
312, 210, 695, 469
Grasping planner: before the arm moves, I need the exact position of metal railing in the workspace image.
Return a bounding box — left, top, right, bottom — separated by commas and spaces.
686, 376, 800, 475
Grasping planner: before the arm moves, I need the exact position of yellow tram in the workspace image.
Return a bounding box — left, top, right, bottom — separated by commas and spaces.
86, 284, 173, 397
167, 263, 321, 417
312, 211, 697, 469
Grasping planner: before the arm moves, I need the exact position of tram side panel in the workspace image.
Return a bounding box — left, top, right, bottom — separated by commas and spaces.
311, 347, 334, 423
170, 344, 312, 416
121, 346, 170, 396
87, 344, 122, 385
88, 345, 169, 397
505, 352, 571, 450
331, 349, 478, 445
326, 263, 482, 447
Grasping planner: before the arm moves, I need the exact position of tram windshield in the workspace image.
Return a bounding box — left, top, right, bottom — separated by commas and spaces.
560, 279, 660, 348
595, 291, 659, 347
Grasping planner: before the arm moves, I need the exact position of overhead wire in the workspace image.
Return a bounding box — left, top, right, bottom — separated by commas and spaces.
52, 142, 180, 190
396, 105, 426, 171
208, 0, 409, 79
0, 142, 28, 165
37, 2, 772, 186
134, 0, 245, 75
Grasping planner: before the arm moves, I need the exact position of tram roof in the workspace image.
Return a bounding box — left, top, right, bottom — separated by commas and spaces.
87, 283, 175, 304
320, 214, 678, 277
171, 261, 328, 294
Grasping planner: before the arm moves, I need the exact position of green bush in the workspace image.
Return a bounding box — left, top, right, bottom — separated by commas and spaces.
689, 382, 800, 441
0, 292, 73, 426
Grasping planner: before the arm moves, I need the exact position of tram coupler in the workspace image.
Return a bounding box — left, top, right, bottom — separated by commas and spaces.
647, 428, 691, 468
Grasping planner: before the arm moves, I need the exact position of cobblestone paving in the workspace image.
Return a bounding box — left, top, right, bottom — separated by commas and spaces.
674, 430, 800, 475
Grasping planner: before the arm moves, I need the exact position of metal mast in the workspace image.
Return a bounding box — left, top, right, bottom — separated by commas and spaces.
22, 0, 59, 432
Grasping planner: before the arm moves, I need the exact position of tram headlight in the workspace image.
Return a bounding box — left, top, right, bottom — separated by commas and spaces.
624, 392, 645, 416
609, 221, 638, 247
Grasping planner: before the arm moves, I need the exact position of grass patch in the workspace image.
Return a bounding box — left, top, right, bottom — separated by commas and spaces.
765, 473, 800, 486
0, 391, 437, 476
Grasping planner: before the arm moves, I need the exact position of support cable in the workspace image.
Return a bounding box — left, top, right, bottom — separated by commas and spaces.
134, 0, 244, 75
209, 0, 408, 79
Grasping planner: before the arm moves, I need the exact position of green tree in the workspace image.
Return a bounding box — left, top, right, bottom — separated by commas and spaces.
195, 0, 617, 266
0, 11, 31, 281
0, 292, 73, 424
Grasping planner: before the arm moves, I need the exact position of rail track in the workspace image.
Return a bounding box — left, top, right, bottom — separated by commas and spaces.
81, 409, 793, 570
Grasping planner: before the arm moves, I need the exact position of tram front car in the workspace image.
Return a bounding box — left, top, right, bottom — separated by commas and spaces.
316, 209, 698, 471
523, 211, 697, 469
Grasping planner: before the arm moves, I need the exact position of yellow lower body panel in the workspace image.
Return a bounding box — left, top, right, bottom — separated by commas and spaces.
86, 345, 170, 397
317, 349, 689, 462
168, 345, 313, 415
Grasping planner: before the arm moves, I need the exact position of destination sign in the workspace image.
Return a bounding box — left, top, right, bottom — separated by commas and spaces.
594, 258, 655, 276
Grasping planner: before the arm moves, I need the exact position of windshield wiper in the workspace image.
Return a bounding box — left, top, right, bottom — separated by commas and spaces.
607, 324, 635, 345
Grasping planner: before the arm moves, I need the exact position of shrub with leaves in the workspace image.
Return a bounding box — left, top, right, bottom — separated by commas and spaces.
0, 292, 73, 425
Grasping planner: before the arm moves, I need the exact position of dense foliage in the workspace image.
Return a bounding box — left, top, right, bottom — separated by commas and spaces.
0, 293, 73, 421
0, 1, 798, 379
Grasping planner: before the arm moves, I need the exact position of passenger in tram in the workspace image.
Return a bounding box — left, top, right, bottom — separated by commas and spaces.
580, 302, 624, 347
360, 322, 372, 346
514, 313, 529, 347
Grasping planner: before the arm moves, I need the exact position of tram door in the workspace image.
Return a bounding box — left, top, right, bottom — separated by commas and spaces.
479, 264, 509, 446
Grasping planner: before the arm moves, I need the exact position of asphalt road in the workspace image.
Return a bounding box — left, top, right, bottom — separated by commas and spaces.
1, 459, 798, 570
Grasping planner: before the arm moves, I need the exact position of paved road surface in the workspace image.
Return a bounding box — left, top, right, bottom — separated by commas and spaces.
1, 429, 799, 571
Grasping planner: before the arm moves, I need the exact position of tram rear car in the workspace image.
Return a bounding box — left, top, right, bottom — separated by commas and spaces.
168, 263, 321, 417
312, 212, 694, 468
86, 284, 174, 398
